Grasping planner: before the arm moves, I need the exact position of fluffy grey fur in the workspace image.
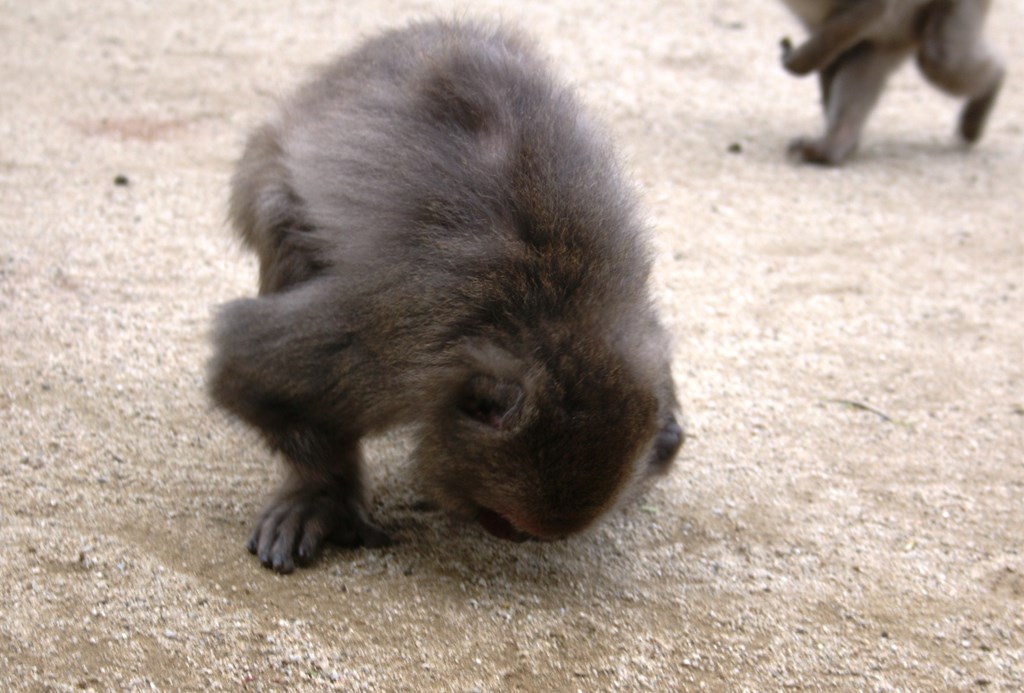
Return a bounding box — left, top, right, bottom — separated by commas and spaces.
209, 20, 683, 573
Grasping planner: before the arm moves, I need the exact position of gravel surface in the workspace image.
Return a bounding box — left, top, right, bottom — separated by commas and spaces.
1, 0, 1022, 689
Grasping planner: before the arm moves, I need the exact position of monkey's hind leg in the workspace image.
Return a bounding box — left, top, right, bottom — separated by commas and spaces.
781, 0, 886, 75
789, 42, 906, 165
229, 123, 324, 295
916, 0, 1005, 144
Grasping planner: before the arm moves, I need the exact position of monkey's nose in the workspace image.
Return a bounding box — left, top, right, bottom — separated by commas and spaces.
650, 417, 684, 473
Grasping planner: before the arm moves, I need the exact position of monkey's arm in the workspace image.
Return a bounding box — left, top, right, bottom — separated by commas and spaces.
209, 281, 390, 573
782, 0, 887, 75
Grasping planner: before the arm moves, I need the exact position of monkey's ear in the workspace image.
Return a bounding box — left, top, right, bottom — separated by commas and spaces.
456, 374, 523, 431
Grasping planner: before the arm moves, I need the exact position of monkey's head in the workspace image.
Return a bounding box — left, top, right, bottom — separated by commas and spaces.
415, 334, 683, 541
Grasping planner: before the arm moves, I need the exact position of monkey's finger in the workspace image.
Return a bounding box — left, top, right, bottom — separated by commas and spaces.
297, 515, 328, 564
253, 504, 291, 568
268, 516, 302, 574
246, 504, 279, 554
245, 526, 260, 555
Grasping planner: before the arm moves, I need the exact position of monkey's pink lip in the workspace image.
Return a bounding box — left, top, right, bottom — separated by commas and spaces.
476, 507, 533, 542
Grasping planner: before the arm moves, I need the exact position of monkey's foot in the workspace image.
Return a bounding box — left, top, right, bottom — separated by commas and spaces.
959, 74, 1003, 144
787, 136, 847, 166
247, 484, 391, 574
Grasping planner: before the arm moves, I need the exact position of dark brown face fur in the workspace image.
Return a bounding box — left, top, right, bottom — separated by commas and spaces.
209, 20, 683, 572
415, 333, 663, 540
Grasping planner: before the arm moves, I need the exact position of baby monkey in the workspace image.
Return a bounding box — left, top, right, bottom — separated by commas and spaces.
209, 21, 684, 573
778, 0, 1005, 164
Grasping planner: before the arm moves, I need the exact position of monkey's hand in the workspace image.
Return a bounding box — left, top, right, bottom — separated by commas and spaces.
780, 37, 794, 62
780, 37, 816, 75
247, 481, 391, 574
780, 36, 822, 76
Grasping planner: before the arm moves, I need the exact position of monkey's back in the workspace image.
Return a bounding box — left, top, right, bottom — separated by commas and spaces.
230, 20, 656, 365
781, 0, 932, 45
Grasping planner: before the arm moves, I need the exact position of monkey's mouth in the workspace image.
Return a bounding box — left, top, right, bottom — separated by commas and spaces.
476, 507, 533, 542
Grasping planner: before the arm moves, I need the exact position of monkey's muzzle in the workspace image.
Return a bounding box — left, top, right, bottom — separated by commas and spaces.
476, 507, 533, 542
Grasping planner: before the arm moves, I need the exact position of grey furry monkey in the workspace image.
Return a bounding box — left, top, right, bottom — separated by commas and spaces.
778, 0, 1005, 164
209, 20, 685, 574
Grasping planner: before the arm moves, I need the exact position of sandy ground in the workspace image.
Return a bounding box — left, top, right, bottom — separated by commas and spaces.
1, 0, 1022, 689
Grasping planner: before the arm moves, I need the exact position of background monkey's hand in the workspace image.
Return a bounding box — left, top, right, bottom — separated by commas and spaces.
780, 36, 794, 59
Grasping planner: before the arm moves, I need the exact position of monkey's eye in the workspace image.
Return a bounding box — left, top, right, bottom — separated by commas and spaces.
457, 374, 522, 431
